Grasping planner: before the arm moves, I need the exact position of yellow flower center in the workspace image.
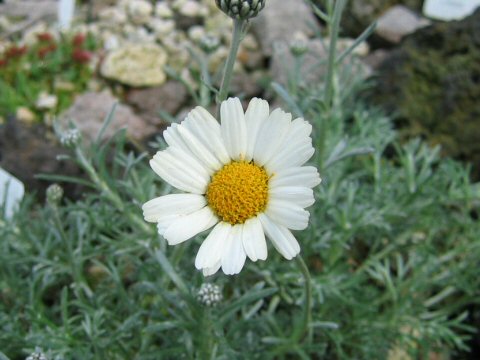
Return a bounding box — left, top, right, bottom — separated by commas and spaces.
206, 161, 269, 225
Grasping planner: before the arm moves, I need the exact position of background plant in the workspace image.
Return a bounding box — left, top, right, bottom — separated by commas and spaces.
0, 32, 96, 119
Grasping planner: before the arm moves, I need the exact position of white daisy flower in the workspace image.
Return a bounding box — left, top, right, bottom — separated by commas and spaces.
143, 97, 321, 276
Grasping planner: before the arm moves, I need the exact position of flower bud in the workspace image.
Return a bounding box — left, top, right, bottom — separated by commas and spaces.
197, 283, 222, 307
215, 0, 265, 20
199, 35, 220, 54
26, 347, 49, 360
46, 183, 64, 205
60, 128, 81, 148
290, 39, 308, 57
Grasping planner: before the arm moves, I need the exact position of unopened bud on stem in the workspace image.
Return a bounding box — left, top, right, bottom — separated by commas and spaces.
215, 0, 266, 20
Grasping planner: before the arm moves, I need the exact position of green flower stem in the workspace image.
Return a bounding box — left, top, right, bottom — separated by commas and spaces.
216, 19, 245, 107
292, 255, 312, 343
324, 0, 347, 107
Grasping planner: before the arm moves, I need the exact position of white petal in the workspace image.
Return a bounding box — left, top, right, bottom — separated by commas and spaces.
266, 199, 310, 230
221, 98, 247, 161
244, 98, 269, 162
221, 224, 247, 275
269, 186, 315, 208
258, 213, 300, 260
163, 124, 190, 154
269, 166, 322, 189
242, 216, 267, 262
203, 261, 221, 276
267, 142, 314, 174
195, 222, 231, 270
150, 147, 210, 194
142, 194, 206, 223
265, 118, 315, 173
184, 107, 230, 165
253, 108, 292, 166
157, 215, 181, 235
163, 207, 218, 245
177, 124, 222, 172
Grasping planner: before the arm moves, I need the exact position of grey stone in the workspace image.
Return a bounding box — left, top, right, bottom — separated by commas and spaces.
376, 5, 430, 43
100, 44, 168, 87
363, 49, 390, 70
338, 0, 424, 37
125, 80, 188, 123
0, 118, 81, 198
270, 38, 371, 87
252, 0, 321, 56
60, 91, 156, 143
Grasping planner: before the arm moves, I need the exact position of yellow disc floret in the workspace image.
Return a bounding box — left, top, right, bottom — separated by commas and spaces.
206, 161, 269, 225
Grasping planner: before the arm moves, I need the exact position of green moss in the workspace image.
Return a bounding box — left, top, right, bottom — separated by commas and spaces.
372, 9, 480, 177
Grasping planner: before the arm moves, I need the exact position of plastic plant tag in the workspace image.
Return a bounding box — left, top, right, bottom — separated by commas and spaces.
58, 0, 75, 30
0, 167, 25, 220
423, 0, 480, 21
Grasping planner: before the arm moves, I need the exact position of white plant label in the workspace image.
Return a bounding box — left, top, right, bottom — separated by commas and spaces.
58, 0, 75, 30
423, 0, 480, 20
0, 167, 24, 219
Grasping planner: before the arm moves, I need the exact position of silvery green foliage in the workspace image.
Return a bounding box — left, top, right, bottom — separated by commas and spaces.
215, 0, 266, 19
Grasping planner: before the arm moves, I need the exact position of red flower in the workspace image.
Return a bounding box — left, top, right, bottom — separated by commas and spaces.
37, 32, 54, 42
0, 58, 8, 67
72, 49, 92, 64
72, 33, 86, 47
37, 43, 57, 59
5, 45, 27, 59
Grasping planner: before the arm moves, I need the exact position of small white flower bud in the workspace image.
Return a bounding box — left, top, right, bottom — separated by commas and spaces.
26, 347, 48, 360
215, 0, 266, 20
46, 183, 64, 205
60, 128, 81, 148
290, 39, 309, 57
199, 35, 221, 54
197, 283, 223, 307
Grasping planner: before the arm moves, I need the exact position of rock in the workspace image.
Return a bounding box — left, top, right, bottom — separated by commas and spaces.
0, 1, 56, 19
0, 1, 57, 39
231, 70, 265, 99
125, 26, 156, 43
376, 5, 430, 44
98, 6, 128, 26
155, 2, 174, 18
0, 118, 82, 198
60, 91, 156, 143
35, 92, 58, 110
102, 31, 121, 50
252, 0, 322, 56
187, 25, 206, 42
338, 0, 424, 37
0, 15, 11, 32
149, 19, 176, 38
125, 80, 188, 122
127, 0, 153, 25
271, 37, 370, 87
101, 44, 168, 87
363, 49, 390, 70
16, 107, 36, 124
371, 8, 480, 179
179, 0, 207, 17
